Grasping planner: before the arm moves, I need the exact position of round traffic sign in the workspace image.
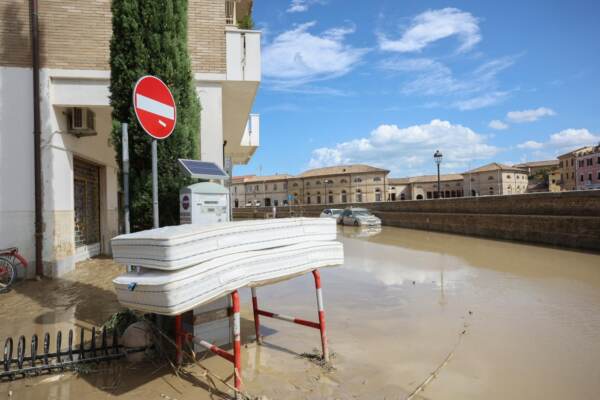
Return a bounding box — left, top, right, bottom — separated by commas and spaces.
133, 75, 177, 139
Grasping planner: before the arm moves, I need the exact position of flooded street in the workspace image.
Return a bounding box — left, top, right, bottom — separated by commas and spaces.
1, 226, 600, 399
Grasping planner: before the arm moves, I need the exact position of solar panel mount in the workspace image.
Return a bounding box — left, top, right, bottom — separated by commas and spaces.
178, 159, 230, 180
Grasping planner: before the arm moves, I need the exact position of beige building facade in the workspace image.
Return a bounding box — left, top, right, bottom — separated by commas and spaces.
463, 163, 529, 196
0, 0, 260, 276
231, 165, 389, 207
558, 147, 593, 191
388, 175, 464, 200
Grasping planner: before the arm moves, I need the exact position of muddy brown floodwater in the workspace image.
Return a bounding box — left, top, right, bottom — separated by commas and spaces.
1, 226, 600, 399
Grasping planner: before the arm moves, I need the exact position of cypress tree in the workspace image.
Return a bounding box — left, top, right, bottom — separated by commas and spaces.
109, 0, 200, 230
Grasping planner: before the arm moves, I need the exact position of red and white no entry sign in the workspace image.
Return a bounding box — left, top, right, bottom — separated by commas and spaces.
133, 75, 177, 139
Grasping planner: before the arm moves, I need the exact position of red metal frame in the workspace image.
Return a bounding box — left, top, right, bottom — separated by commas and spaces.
174, 269, 330, 397
252, 269, 329, 362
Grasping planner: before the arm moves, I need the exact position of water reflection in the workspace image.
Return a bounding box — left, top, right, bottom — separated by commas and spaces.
339, 224, 382, 238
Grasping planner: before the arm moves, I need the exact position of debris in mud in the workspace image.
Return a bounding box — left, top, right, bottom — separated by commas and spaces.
103, 309, 141, 336
298, 348, 336, 371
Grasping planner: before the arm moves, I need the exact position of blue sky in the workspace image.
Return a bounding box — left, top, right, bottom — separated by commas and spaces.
233, 0, 600, 178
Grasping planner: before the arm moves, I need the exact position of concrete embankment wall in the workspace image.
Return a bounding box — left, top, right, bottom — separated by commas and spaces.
233, 190, 600, 252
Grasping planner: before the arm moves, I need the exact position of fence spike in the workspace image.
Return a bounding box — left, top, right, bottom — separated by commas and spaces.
43, 333, 50, 366
30, 335, 38, 369
68, 329, 73, 362
3, 338, 12, 372
17, 336, 25, 370
79, 328, 85, 360
56, 331, 62, 364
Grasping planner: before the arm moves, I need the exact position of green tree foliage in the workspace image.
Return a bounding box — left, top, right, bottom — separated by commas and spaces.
110, 0, 200, 230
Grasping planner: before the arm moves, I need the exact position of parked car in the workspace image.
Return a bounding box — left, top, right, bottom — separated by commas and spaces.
320, 208, 343, 219
337, 208, 381, 226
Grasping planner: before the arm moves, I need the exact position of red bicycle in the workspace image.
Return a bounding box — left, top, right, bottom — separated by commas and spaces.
0, 247, 28, 293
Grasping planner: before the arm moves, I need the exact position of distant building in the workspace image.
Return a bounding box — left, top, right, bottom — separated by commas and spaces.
558, 147, 593, 191
230, 164, 390, 207
231, 174, 292, 208
514, 160, 559, 175
575, 144, 600, 190
463, 163, 529, 196
548, 171, 562, 192
514, 160, 559, 193
388, 175, 464, 200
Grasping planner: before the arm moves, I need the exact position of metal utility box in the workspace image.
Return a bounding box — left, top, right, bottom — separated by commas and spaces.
179, 182, 230, 225
179, 181, 231, 350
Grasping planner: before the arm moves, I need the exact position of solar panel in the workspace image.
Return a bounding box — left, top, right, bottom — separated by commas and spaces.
178, 159, 230, 180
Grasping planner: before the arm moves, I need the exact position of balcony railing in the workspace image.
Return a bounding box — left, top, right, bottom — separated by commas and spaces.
241, 114, 259, 147
225, 0, 236, 25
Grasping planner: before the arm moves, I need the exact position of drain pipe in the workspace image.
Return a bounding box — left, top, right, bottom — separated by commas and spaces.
31, 0, 43, 277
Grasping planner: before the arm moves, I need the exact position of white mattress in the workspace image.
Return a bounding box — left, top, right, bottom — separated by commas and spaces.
113, 241, 343, 315
111, 218, 336, 270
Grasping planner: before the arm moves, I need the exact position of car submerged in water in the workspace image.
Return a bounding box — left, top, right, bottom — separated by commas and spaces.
337, 208, 381, 226
319, 208, 343, 219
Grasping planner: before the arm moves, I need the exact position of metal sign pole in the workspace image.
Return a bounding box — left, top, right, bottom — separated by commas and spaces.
152, 139, 159, 228
122, 123, 130, 234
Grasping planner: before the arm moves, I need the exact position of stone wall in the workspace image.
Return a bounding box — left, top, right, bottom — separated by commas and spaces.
233, 190, 600, 252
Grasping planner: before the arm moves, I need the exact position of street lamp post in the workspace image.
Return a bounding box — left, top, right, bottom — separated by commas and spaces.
434, 150, 443, 199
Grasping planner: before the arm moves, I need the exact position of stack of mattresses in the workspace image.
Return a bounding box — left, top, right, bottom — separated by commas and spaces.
111, 218, 343, 315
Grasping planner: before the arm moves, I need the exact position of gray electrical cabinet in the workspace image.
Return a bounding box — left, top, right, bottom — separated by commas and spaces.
179, 182, 230, 225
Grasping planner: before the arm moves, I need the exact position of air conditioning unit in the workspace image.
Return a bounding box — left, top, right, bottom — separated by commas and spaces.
66, 107, 97, 137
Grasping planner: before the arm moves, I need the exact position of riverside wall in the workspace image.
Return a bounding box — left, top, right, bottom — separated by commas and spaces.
232, 190, 600, 252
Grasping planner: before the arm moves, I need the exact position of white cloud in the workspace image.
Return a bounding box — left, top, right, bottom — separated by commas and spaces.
517, 140, 544, 150
506, 107, 556, 123
517, 128, 600, 154
262, 22, 368, 88
378, 8, 481, 53
286, 0, 326, 13
454, 91, 510, 111
489, 120, 509, 130
380, 56, 516, 109
548, 128, 599, 148
308, 119, 499, 176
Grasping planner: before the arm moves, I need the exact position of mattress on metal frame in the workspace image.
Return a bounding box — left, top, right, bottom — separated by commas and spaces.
113, 241, 343, 316
111, 218, 336, 270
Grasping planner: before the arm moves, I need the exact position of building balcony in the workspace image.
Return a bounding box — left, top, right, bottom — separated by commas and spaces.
225, 26, 261, 82
229, 114, 259, 164
222, 27, 261, 165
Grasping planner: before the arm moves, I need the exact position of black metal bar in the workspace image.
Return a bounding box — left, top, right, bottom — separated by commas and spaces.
3, 338, 12, 372
56, 331, 62, 364
43, 333, 50, 366
30, 335, 37, 368
79, 328, 85, 360
68, 329, 73, 361
17, 336, 25, 369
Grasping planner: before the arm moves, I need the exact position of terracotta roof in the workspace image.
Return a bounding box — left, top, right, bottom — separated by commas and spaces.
557, 146, 594, 159
388, 177, 411, 185
232, 174, 291, 183
408, 174, 464, 183
464, 162, 527, 174
298, 164, 389, 178
514, 160, 559, 168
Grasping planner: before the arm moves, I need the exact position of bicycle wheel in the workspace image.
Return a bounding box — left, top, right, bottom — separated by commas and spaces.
0, 256, 16, 293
